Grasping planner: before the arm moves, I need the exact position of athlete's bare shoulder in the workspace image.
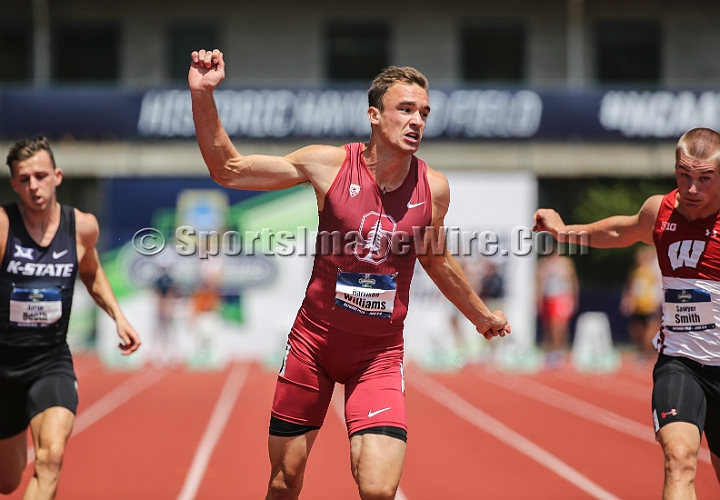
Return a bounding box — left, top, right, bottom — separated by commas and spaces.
286, 144, 346, 171
426, 165, 449, 191
74, 208, 99, 251
640, 194, 664, 222
425, 165, 449, 223
286, 144, 348, 192
644, 194, 664, 210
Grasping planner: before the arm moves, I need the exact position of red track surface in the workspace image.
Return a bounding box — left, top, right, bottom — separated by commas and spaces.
6, 353, 720, 499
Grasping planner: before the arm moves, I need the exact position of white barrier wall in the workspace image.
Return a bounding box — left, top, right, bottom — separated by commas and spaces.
404, 171, 539, 370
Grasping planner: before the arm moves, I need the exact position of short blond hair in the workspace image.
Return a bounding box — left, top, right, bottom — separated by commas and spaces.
676, 128, 720, 168
368, 66, 428, 111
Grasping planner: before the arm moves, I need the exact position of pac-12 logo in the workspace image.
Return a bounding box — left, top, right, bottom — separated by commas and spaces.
354, 211, 397, 265
668, 240, 705, 270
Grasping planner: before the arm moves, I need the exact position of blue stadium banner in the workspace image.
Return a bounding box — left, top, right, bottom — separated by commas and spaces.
2, 87, 720, 141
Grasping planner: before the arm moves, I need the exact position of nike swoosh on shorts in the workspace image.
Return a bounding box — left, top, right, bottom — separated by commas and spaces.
367, 407, 392, 418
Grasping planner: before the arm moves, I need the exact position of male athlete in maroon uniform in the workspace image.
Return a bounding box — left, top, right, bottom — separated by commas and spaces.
189, 49, 510, 500
534, 127, 720, 500
273, 142, 431, 438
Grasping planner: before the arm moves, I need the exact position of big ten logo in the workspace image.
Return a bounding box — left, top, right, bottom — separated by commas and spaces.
661, 222, 677, 231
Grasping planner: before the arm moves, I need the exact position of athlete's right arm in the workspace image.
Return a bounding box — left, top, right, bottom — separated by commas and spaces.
532, 195, 663, 248
189, 49, 342, 192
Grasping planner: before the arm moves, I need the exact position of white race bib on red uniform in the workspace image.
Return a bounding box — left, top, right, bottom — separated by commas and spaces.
334, 272, 396, 318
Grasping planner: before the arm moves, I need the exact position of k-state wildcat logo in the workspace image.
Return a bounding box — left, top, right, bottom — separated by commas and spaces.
668, 240, 705, 270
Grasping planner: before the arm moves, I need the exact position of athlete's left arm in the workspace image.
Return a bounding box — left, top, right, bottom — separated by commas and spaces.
417, 169, 511, 340
76, 210, 141, 355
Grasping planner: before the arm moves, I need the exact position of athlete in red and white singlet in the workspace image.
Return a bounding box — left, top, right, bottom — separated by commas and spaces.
533, 128, 720, 500
654, 188, 720, 365
190, 49, 510, 500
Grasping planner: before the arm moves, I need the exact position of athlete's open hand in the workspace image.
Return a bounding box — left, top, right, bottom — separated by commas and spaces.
476, 311, 511, 340
189, 49, 225, 92
532, 208, 566, 237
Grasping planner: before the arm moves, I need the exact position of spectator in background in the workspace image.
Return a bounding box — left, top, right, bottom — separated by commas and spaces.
188, 270, 223, 369
444, 256, 502, 367
620, 245, 662, 362
536, 252, 579, 368
152, 264, 179, 366
479, 259, 505, 313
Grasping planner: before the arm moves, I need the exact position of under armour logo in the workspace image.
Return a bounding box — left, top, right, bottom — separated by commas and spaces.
661, 409, 677, 419
13, 245, 34, 260
706, 229, 718, 238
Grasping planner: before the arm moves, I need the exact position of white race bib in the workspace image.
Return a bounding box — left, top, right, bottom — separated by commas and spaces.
335, 272, 396, 318
663, 288, 716, 332
10, 288, 63, 328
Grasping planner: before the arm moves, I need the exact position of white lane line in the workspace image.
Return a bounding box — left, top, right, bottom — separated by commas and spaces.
330, 385, 409, 500
176, 364, 249, 500
411, 370, 622, 500
553, 371, 648, 402
73, 369, 166, 435
473, 369, 712, 465
26, 368, 166, 465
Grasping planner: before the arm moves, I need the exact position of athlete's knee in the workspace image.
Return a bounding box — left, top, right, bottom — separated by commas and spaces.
662, 440, 698, 479
267, 468, 304, 500
357, 480, 398, 500
34, 442, 65, 481
267, 460, 307, 500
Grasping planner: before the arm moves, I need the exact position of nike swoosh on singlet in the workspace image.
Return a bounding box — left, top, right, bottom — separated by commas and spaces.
367, 407, 392, 418
52, 250, 69, 259
407, 202, 425, 209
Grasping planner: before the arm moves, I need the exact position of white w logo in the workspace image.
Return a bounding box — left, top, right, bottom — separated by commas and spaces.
668, 240, 706, 270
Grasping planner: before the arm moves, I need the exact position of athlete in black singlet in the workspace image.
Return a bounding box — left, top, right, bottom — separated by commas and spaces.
0, 137, 140, 499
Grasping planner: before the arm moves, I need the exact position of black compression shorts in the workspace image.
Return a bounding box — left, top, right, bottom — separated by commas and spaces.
269, 416, 407, 443
652, 353, 720, 456
0, 343, 78, 439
